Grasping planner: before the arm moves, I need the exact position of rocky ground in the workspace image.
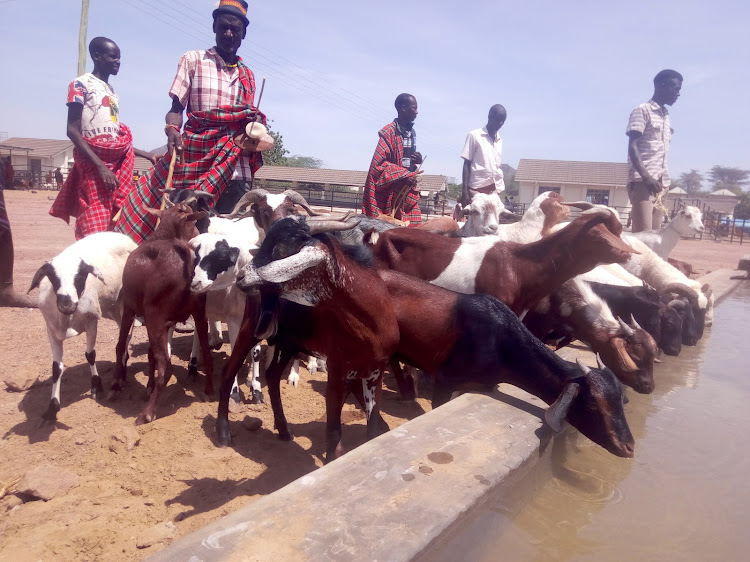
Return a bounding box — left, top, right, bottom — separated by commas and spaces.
0, 190, 746, 560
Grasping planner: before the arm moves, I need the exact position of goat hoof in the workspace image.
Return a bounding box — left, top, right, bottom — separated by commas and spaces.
230, 388, 242, 405
210, 342, 223, 351
277, 429, 294, 441
135, 412, 155, 426
187, 364, 199, 380
41, 399, 60, 423
251, 390, 265, 404
217, 426, 232, 447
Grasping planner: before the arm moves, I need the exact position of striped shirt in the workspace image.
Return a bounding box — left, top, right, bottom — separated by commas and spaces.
626, 99, 673, 187
169, 48, 256, 180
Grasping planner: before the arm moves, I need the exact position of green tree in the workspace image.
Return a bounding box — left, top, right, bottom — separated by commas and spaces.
734, 192, 750, 220
263, 128, 290, 166
678, 169, 703, 194
446, 182, 462, 200
708, 165, 750, 193
285, 155, 324, 168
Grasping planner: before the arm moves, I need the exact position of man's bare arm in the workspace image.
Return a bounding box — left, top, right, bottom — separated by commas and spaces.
627, 131, 662, 195
460, 158, 472, 206
165, 96, 185, 160
66, 103, 118, 191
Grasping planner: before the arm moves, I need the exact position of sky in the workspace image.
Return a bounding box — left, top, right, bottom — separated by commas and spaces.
1, 0, 748, 185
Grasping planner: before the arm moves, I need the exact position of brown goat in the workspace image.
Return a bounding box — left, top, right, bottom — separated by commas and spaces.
112, 205, 211, 425
370, 208, 637, 316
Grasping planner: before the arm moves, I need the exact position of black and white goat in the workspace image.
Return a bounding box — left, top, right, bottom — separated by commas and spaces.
28, 232, 137, 420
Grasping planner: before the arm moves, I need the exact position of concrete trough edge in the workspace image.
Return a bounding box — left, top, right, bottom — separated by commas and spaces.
149, 269, 745, 562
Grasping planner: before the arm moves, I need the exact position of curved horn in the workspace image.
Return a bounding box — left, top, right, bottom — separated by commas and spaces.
662, 282, 700, 310
223, 189, 270, 218
618, 317, 635, 337
545, 381, 580, 432
595, 353, 607, 370
576, 357, 592, 375
282, 190, 320, 216
307, 217, 361, 235
562, 201, 594, 210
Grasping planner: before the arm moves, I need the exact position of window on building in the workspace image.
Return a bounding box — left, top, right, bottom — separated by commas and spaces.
586, 189, 610, 205
538, 186, 560, 195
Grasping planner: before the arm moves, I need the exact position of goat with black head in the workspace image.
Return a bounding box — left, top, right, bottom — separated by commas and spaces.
223, 215, 400, 461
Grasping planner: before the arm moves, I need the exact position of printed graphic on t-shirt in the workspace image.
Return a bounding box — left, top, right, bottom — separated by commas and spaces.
67, 74, 121, 141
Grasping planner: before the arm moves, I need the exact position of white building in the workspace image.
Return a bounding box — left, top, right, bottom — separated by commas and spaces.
515, 159, 629, 208
0, 137, 74, 186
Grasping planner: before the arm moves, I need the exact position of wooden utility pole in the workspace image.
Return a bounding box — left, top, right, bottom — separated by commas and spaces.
77, 0, 90, 75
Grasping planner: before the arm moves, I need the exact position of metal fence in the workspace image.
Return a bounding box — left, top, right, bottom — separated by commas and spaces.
669, 197, 745, 245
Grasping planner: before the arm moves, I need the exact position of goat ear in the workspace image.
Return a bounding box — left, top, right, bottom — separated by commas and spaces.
86, 263, 106, 285
545, 381, 580, 432
28, 263, 53, 293
613, 338, 639, 371
229, 246, 240, 265
187, 210, 208, 222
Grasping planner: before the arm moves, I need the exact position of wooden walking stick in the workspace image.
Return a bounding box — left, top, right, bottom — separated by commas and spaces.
381, 156, 426, 225
155, 147, 178, 228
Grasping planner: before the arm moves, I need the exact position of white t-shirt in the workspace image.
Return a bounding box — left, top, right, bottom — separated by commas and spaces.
67, 73, 120, 141
461, 127, 505, 193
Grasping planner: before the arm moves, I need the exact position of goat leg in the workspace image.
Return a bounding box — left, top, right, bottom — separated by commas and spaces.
192, 296, 215, 398
217, 299, 260, 446
325, 368, 347, 463
136, 326, 172, 425
110, 308, 136, 400
389, 359, 417, 402
42, 328, 64, 422
265, 346, 295, 441
362, 368, 389, 440
84, 319, 103, 401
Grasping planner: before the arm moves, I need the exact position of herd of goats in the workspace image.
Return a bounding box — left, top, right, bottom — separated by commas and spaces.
27, 188, 712, 462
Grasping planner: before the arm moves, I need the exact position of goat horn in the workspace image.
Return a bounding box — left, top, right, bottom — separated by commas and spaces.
662, 282, 700, 310
307, 217, 360, 235
255, 246, 328, 283
596, 353, 607, 370
630, 316, 643, 331
280, 190, 320, 216
544, 381, 580, 433
618, 317, 635, 337
562, 201, 594, 210
223, 189, 270, 218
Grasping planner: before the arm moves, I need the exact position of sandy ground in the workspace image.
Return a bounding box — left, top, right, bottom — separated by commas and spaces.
0, 191, 746, 560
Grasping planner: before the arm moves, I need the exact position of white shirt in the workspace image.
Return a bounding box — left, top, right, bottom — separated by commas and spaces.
626, 99, 673, 187
461, 127, 505, 193
67, 73, 120, 141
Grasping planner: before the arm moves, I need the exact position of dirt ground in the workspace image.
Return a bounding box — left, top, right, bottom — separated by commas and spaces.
0, 191, 746, 561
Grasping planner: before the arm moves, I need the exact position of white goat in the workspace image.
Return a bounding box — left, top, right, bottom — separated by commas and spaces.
629, 205, 704, 259
28, 232, 137, 421
457, 192, 505, 236
621, 234, 713, 326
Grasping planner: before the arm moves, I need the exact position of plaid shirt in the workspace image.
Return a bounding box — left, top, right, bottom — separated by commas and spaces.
362, 121, 422, 225
49, 124, 135, 239
170, 48, 257, 180
626, 99, 673, 187
115, 62, 264, 244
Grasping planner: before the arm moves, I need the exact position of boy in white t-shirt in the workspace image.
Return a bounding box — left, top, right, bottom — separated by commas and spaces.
51, 37, 154, 238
